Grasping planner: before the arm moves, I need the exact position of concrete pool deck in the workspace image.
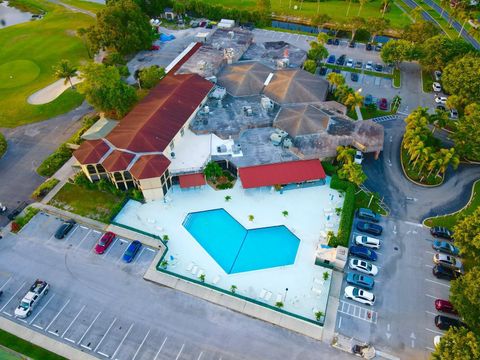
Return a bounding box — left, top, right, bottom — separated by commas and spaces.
115, 180, 343, 326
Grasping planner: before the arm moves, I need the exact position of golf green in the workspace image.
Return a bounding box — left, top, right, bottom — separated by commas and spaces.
0, 60, 41, 89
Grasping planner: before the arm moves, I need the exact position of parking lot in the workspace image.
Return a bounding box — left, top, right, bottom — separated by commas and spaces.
335, 214, 452, 359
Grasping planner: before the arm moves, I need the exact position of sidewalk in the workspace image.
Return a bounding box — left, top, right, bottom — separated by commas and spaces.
321, 269, 343, 344
41, 157, 76, 204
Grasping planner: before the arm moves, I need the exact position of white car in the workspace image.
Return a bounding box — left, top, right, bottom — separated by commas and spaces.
355, 235, 380, 249
349, 258, 379, 276
346, 58, 354, 67
365, 61, 373, 70
449, 109, 458, 119
434, 335, 442, 347
435, 96, 448, 104
434, 70, 442, 81
344, 286, 376, 306
432, 82, 442, 92
354, 150, 363, 164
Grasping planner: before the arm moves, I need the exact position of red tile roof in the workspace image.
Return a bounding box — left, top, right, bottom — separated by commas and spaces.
179, 173, 206, 188
73, 139, 110, 165
129, 154, 171, 180
238, 160, 326, 189
101, 150, 135, 172
106, 73, 213, 153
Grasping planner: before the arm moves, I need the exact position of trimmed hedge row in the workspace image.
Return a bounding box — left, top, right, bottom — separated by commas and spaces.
321, 160, 338, 176
32, 178, 60, 200
329, 174, 355, 248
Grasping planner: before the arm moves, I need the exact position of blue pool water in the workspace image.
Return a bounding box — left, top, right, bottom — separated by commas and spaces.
183, 209, 300, 274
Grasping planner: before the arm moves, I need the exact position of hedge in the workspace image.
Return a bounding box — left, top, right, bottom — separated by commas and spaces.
321, 160, 338, 176
32, 178, 60, 200
329, 175, 355, 248
11, 207, 40, 233
0, 132, 6, 159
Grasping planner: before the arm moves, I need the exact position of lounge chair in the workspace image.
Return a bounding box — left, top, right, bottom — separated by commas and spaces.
212, 275, 221, 285
191, 265, 198, 275
264, 292, 272, 301
186, 262, 194, 272
259, 289, 267, 299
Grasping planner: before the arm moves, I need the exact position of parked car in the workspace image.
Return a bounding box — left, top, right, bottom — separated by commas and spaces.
434, 315, 466, 330
430, 226, 453, 240
327, 38, 334, 45
346, 272, 374, 290
436, 105, 446, 111
346, 58, 354, 67
435, 299, 457, 314
94, 231, 116, 254
357, 208, 380, 222
150, 45, 160, 51
122, 240, 142, 263
379, 98, 388, 111
374, 64, 383, 72
351, 72, 359, 82
319, 66, 328, 76
434, 70, 442, 81
336, 55, 346, 66
349, 40, 356, 48
333, 68, 341, 74
366, 43, 373, 51
333, 38, 340, 45
349, 258, 378, 276
357, 221, 383, 235
432, 240, 459, 256
435, 96, 448, 104
374, 43, 383, 51
364, 94, 373, 106
365, 61, 373, 70
344, 286, 375, 306
54, 220, 76, 239
434, 335, 442, 347
433, 253, 463, 271
327, 55, 336, 64
432, 264, 461, 280
349, 246, 378, 261
354, 150, 363, 164
355, 61, 363, 69
355, 235, 380, 249
449, 109, 458, 119
432, 82, 442, 92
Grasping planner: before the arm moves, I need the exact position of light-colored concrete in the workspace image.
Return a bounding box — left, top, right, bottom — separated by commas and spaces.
321, 270, 343, 344
0, 316, 97, 360
27, 76, 82, 105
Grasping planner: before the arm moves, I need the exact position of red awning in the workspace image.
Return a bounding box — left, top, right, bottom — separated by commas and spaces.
238, 160, 326, 189
179, 173, 206, 188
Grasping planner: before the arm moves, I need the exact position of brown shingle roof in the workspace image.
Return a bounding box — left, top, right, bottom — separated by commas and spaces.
129, 154, 171, 180
73, 139, 110, 165
101, 150, 135, 172
106, 73, 214, 153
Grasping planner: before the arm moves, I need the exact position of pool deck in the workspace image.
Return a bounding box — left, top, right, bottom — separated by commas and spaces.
115, 180, 343, 326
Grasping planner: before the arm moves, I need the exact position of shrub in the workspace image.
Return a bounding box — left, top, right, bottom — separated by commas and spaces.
0, 132, 7, 158
102, 52, 127, 66
321, 160, 338, 176
217, 182, 233, 190
329, 175, 355, 248
11, 207, 40, 233
31, 178, 60, 200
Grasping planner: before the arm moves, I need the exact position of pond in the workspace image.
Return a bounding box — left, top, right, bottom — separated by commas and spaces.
0, 1, 35, 29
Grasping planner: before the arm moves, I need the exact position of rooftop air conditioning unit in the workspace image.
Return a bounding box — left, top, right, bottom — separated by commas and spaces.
171, 152, 175, 158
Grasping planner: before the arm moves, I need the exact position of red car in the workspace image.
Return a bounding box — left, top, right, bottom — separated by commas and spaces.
379, 98, 388, 111
150, 45, 160, 51
435, 299, 457, 314
94, 232, 116, 254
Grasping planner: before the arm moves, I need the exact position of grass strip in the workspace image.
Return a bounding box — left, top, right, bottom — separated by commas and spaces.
0, 328, 66, 360
323, 63, 393, 79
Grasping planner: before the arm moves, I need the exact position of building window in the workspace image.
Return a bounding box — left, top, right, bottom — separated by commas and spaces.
180, 127, 185, 137
123, 171, 132, 180
114, 172, 123, 181
86, 165, 96, 175
96, 164, 106, 173
169, 141, 175, 150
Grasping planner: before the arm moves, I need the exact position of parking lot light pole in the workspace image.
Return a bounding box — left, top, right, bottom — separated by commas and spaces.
284, 288, 289, 303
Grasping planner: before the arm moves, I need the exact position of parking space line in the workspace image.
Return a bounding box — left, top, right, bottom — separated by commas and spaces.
48, 330, 59, 336
46, 298, 71, 332
62, 305, 85, 338
338, 300, 377, 324
18, 319, 27, 323
426, 328, 444, 335
111, 323, 134, 360
81, 344, 92, 350
132, 329, 150, 360
80, 225, 88, 230
93, 230, 101, 234
197, 351, 203, 360
78, 311, 102, 344
154, 337, 168, 360
426, 346, 435, 351
0, 277, 12, 291
94, 318, 117, 352
132, 247, 147, 264
33, 324, 44, 330
98, 351, 109, 358
2, 311, 11, 316
175, 344, 185, 360
64, 337, 75, 344
76, 230, 93, 249
104, 238, 119, 257
29, 294, 56, 324
425, 311, 437, 316
65, 225, 79, 241
425, 264, 434, 268
425, 251, 435, 255
425, 279, 450, 288
425, 294, 437, 299
145, 248, 156, 253
0, 281, 26, 312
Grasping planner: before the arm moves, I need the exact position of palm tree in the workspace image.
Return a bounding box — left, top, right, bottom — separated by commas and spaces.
336, 146, 355, 164
313, 14, 331, 34
366, 17, 390, 42
326, 72, 345, 92
344, 91, 364, 111
348, 16, 366, 41
417, 146, 432, 175
357, 0, 367, 16
411, 7, 423, 23
381, 0, 391, 17
53, 60, 77, 89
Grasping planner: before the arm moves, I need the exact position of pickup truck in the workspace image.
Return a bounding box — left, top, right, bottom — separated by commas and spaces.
14, 280, 49, 318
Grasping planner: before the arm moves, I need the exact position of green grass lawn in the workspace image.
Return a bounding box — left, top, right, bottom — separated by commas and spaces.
393, 68, 401, 87
49, 183, 126, 223
0, 329, 66, 360
355, 188, 388, 215
414, 0, 457, 38
424, 180, 480, 228
422, 70, 433, 93
401, 145, 443, 186
0, 0, 94, 127
60, 0, 104, 13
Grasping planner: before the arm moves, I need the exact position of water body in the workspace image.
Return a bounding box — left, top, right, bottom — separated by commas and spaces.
0, 1, 33, 29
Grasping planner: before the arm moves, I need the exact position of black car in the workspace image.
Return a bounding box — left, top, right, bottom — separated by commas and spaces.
430, 226, 453, 240
55, 220, 76, 239
349, 246, 378, 261
333, 38, 340, 46
434, 315, 467, 331
319, 67, 328, 76
374, 64, 383, 72
327, 38, 334, 45
351, 73, 359, 82
349, 40, 356, 48
336, 55, 346, 66
333, 68, 341, 74
356, 221, 383, 236
366, 43, 373, 51
432, 264, 461, 280
7, 202, 27, 221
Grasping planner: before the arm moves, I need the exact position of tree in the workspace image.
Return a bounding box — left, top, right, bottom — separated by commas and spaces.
344, 91, 364, 111
138, 65, 165, 89
53, 60, 78, 89
445, 95, 465, 112
419, 35, 474, 71
453, 103, 480, 160
380, 39, 416, 69
203, 161, 223, 182
77, 63, 137, 118
334, 84, 354, 104
256, 0, 271, 13
402, 20, 440, 43
346, 16, 366, 41
432, 327, 480, 360
442, 55, 480, 105
380, 0, 391, 16
357, 0, 367, 16
312, 14, 331, 33
452, 208, 480, 263
450, 266, 480, 331
307, 41, 329, 64
338, 162, 367, 185
303, 59, 317, 74
366, 17, 390, 42
84, 0, 155, 56
326, 72, 345, 92
336, 145, 356, 165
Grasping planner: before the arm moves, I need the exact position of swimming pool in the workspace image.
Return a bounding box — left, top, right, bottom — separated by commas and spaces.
183, 209, 300, 274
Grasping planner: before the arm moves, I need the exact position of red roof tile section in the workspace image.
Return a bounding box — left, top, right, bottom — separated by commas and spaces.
179, 173, 206, 188
106, 73, 213, 153
238, 159, 326, 189
101, 150, 135, 172
129, 154, 171, 180
73, 139, 110, 165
